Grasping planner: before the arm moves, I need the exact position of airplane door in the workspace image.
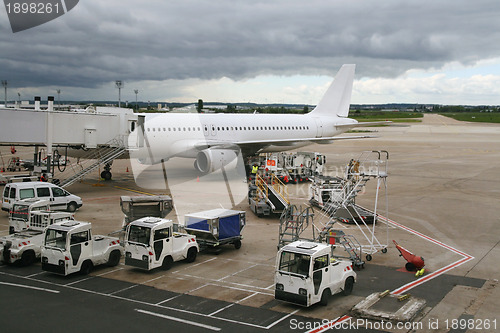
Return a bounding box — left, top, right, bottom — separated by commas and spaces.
203, 124, 209, 137
210, 124, 217, 136
314, 118, 323, 138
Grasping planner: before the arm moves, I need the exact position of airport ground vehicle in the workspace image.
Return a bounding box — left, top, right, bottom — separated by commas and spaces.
8, 198, 50, 234
1, 211, 75, 265
184, 209, 245, 250
275, 241, 356, 307
41, 220, 122, 275
2, 181, 82, 212
0, 173, 38, 185
120, 195, 173, 226
309, 175, 375, 224
124, 217, 198, 270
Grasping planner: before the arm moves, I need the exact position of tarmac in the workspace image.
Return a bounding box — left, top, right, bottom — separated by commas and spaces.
1, 113, 499, 332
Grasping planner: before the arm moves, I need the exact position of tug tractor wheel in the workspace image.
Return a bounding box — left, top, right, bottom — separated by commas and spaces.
185, 248, 197, 263
366, 254, 372, 261
20, 250, 36, 266
80, 260, 93, 275
234, 240, 242, 250
101, 170, 112, 181
319, 288, 331, 306
162, 256, 173, 270
107, 250, 121, 267
342, 277, 354, 296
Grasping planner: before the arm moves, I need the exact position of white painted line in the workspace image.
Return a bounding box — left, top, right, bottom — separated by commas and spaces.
0, 271, 269, 330
136, 309, 221, 331
265, 283, 275, 290
172, 257, 217, 273
208, 303, 235, 316
0, 281, 60, 294
155, 294, 181, 306
357, 206, 475, 295
65, 276, 93, 286
223, 258, 275, 267
143, 274, 167, 284
96, 267, 123, 277
110, 283, 138, 295
177, 272, 274, 294
217, 263, 258, 282
236, 292, 259, 304
377, 214, 474, 295
25, 271, 46, 278
265, 309, 300, 329
156, 283, 210, 305
392, 256, 473, 295
186, 283, 210, 294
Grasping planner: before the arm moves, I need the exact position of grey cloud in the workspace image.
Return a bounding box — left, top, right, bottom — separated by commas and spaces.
1, 0, 499, 90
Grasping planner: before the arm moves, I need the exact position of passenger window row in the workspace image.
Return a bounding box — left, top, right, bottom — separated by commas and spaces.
146, 126, 310, 132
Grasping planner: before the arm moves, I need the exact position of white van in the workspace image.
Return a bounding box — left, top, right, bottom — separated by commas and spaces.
2, 182, 82, 213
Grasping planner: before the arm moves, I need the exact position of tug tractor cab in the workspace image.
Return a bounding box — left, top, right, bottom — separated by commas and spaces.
275, 241, 356, 307
41, 221, 122, 276
8, 199, 51, 234
124, 217, 199, 271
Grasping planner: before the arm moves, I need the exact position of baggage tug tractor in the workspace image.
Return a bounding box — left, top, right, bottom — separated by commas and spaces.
41, 221, 123, 275
124, 217, 199, 270
0, 211, 74, 265
275, 241, 356, 307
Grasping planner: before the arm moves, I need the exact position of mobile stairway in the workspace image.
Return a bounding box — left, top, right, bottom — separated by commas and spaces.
277, 204, 365, 268
311, 151, 390, 261
277, 205, 313, 248
58, 145, 127, 188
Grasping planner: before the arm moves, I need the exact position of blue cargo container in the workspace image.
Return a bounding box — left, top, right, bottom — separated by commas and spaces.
184, 209, 245, 250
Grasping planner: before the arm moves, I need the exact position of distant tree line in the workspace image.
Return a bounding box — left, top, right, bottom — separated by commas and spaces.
434, 105, 499, 112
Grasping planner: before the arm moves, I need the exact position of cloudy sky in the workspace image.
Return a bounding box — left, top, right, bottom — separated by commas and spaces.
1, 0, 500, 105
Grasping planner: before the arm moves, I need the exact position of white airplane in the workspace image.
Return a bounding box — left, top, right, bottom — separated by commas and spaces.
136, 64, 386, 173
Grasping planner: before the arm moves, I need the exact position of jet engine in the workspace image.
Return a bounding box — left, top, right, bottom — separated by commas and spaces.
194, 149, 239, 174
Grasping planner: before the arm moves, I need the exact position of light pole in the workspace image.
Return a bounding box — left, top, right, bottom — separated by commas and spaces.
115, 81, 123, 108
56, 89, 61, 108
1, 80, 7, 107
134, 89, 138, 110
17, 92, 20, 107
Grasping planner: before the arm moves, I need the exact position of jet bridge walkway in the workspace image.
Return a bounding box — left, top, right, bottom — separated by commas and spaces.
0, 101, 144, 185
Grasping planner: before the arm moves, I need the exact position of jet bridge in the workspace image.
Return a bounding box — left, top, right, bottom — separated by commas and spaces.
0, 97, 144, 185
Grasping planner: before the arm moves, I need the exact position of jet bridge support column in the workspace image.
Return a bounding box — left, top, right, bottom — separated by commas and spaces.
45, 96, 54, 178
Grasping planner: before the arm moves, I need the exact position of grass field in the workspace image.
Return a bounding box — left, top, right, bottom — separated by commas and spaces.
439, 112, 500, 123
351, 111, 423, 123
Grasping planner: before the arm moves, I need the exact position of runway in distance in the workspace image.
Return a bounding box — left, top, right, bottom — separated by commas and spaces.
136, 64, 388, 173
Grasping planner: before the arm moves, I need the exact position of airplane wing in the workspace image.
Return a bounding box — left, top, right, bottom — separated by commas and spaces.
193, 134, 376, 154
335, 120, 392, 129
234, 135, 376, 145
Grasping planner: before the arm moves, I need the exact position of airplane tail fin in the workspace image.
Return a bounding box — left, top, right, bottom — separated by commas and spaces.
309, 64, 355, 118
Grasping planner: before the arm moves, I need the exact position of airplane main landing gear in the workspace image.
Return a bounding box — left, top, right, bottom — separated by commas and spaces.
101, 163, 112, 181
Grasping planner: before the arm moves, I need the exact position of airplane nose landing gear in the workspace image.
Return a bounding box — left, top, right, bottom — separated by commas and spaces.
101, 163, 112, 181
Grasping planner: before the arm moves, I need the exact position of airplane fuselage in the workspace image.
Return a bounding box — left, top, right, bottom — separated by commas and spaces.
142, 112, 358, 163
